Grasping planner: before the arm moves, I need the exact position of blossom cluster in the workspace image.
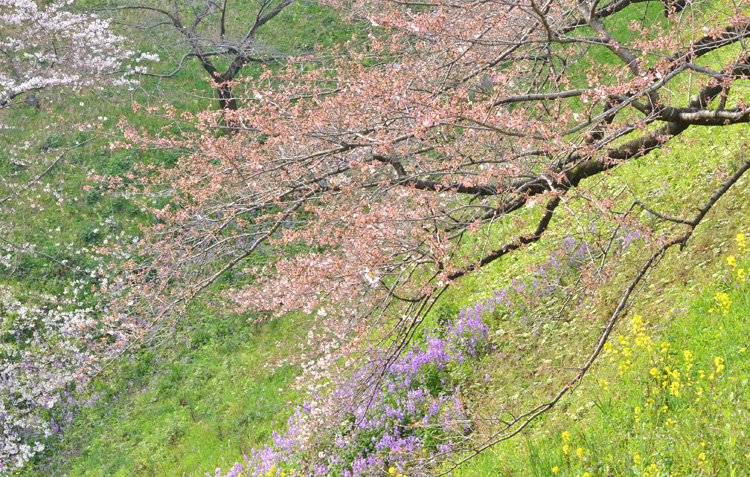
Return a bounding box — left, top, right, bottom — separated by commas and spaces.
0, 0, 134, 108
0, 286, 97, 473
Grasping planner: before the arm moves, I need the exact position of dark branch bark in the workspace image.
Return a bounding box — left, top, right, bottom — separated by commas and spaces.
561, 0, 651, 34
446, 196, 561, 281
689, 23, 750, 59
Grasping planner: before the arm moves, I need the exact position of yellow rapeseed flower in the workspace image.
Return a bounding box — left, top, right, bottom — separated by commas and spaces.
727, 255, 737, 268
576, 447, 585, 458
714, 356, 725, 374
713, 292, 731, 315
644, 463, 659, 477
562, 431, 571, 442
552, 467, 560, 474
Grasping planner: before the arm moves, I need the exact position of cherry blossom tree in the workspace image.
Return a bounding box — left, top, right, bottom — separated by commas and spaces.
0, 0, 131, 110
113, 0, 750, 469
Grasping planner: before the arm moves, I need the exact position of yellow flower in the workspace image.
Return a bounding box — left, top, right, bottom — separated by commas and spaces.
727, 255, 737, 268
389, 467, 396, 475
644, 463, 659, 477
713, 292, 731, 315
552, 467, 560, 474
563, 444, 570, 455
714, 356, 725, 374
738, 233, 747, 253
562, 431, 571, 442
576, 447, 585, 458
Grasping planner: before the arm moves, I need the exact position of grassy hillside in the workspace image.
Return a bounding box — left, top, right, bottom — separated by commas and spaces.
445, 124, 750, 476
3, 0, 749, 475
39, 311, 303, 476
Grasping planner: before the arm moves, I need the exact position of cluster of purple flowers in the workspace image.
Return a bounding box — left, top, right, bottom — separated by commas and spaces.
215, 306, 491, 477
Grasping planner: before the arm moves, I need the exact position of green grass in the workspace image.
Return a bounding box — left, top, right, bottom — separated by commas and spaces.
43, 309, 306, 476
0, 0, 357, 300
455, 243, 750, 476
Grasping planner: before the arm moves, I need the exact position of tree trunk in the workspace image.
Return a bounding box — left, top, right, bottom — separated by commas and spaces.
217, 83, 237, 111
